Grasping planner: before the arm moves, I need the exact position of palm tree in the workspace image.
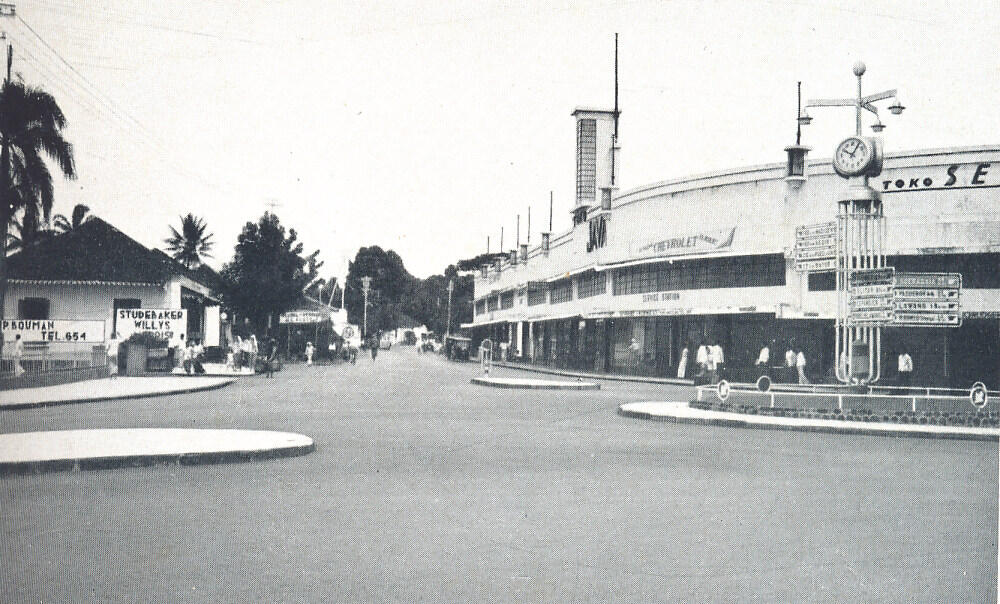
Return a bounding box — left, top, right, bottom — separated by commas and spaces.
0, 78, 76, 344
52, 203, 92, 233
5, 205, 55, 253
165, 213, 215, 269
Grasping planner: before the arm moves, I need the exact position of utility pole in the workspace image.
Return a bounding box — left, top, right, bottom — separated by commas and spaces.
361, 276, 371, 340
446, 279, 454, 338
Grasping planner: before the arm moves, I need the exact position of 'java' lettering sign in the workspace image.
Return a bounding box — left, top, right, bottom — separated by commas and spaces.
880, 162, 996, 192
116, 308, 187, 343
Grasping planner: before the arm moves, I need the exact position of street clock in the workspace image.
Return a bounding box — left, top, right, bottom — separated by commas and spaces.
833, 136, 883, 178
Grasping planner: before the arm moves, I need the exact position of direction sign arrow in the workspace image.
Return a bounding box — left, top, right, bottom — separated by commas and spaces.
851, 284, 893, 297
894, 272, 962, 288
795, 222, 837, 238
894, 288, 960, 300
893, 312, 961, 326
894, 300, 960, 312
796, 247, 838, 260
795, 258, 838, 272
795, 236, 837, 249
848, 309, 894, 323
849, 267, 895, 286
851, 296, 893, 310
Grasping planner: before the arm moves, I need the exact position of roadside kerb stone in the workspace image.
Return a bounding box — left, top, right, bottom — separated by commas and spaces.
0, 429, 315, 476
619, 401, 1000, 442
471, 376, 600, 390
0, 376, 237, 411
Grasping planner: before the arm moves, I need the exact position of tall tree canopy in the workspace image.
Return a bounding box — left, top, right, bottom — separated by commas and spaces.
0, 79, 76, 347
165, 213, 214, 269
345, 246, 415, 336
220, 212, 321, 334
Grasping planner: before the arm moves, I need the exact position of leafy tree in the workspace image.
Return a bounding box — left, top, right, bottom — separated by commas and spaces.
407, 264, 473, 336
0, 79, 75, 348
5, 205, 54, 253
345, 246, 415, 336
220, 212, 321, 334
53, 203, 92, 233
165, 213, 214, 269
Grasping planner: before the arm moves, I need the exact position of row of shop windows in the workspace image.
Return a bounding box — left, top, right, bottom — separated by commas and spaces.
613, 254, 786, 295
476, 253, 786, 310
808, 253, 1000, 291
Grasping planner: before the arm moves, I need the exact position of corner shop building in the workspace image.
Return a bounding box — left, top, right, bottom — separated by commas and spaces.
468, 110, 1000, 388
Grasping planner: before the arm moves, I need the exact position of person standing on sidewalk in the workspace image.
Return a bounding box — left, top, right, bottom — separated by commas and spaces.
369, 334, 379, 361
784, 344, 796, 383
677, 344, 689, 379
755, 342, 770, 378
898, 351, 913, 391
12, 334, 25, 377
711, 341, 725, 381
796, 349, 810, 385
305, 341, 315, 366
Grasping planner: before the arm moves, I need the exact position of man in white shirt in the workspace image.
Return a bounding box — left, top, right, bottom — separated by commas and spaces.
755, 343, 770, 378
785, 346, 796, 383
898, 351, 913, 391
696, 344, 709, 377
711, 342, 725, 381
796, 350, 809, 385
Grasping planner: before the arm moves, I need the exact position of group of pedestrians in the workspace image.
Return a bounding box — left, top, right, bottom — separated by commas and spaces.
676, 340, 726, 383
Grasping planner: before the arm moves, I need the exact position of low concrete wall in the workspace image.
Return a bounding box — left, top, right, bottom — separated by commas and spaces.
0, 366, 110, 391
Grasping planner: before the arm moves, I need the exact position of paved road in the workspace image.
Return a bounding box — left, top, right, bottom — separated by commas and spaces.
1, 348, 996, 602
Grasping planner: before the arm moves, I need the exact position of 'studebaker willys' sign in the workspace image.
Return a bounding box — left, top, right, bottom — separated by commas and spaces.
2, 319, 106, 343
116, 309, 187, 343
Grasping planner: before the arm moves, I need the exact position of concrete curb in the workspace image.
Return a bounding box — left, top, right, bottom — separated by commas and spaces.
495, 361, 693, 386
618, 403, 1000, 442
471, 377, 600, 390
1, 377, 237, 411
0, 430, 315, 476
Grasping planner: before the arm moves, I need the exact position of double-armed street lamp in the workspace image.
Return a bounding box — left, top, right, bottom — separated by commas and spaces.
798, 61, 905, 385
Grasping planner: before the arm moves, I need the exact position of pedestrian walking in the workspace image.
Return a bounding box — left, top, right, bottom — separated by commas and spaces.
785, 344, 796, 383
12, 334, 25, 377
755, 342, 770, 377
677, 344, 689, 379
796, 349, 810, 385
266, 337, 279, 378
106, 331, 120, 377
696, 343, 708, 378
898, 351, 913, 391
240, 336, 253, 372
370, 335, 379, 361
706, 343, 719, 383
711, 341, 725, 380
305, 341, 315, 366
230, 335, 242, 372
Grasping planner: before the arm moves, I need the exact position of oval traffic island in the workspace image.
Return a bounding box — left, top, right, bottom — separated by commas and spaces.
471, 376, 600, 390
0, 428, 315, 476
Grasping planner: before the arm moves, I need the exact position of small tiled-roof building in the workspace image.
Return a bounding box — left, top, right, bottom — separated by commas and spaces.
4, 217, 222, 349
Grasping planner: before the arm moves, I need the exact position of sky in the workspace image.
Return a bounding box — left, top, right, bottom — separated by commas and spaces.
8, 0, 1000, 278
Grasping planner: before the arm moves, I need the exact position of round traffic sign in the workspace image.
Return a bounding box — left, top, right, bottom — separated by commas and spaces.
343, 326, 355, 339
717, 380, 731, 402
756, 375, 772, 393
970, 382, 989, 410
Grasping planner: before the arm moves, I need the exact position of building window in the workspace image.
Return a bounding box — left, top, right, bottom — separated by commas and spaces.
112, 298, 142, 334
807, 272, 836, 291
527, 287, 547, 306
487, 296, 499, 312
18, 297, 50, 320
577, 270, 606, 298
475, 299, 487, 315
613, 254, 786, 295
576, 119, 596, 205
550, 279, 573, 304
500, 291, 514, 310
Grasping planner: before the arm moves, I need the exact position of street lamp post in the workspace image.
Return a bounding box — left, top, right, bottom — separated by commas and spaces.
361, 276, 371, 341
446, 279, 454, 338
802, 61, 905, 385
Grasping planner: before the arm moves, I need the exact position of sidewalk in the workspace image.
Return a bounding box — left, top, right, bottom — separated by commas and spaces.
496, 359, 694, 386
619, 401, 1000, 442
1, 376, 237, 410
0, 428, 314, 475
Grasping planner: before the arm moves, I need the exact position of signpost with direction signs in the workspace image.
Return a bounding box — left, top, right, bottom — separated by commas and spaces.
891, 272, 961, 327
847, 267, 895, 327
794, 221, 837, 273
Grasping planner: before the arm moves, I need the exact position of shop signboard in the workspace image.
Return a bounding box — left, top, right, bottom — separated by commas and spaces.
891, 272, 962, 328
115, 308, 187, 343
794, 221, 837, 273
279, 310, 330, 324
2, 319, 105, 343
795, 258, 838, 272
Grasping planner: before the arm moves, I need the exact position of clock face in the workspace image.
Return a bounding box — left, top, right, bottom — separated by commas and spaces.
834, 137, 872, 176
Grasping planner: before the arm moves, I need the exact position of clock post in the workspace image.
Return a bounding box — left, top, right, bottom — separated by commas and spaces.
803, 61, 905, 385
